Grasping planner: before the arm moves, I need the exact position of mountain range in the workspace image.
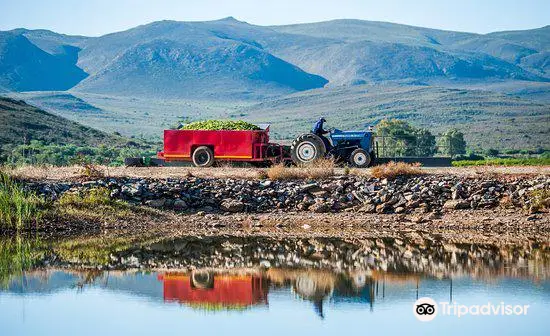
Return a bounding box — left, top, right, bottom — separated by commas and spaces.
2, 17, 549, 97
0, 17, 549, 149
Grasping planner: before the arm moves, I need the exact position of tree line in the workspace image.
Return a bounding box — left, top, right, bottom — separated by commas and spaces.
374, 119, 466, 157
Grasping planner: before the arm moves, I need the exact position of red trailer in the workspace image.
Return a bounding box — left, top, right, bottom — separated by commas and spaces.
157, 124, 289, 167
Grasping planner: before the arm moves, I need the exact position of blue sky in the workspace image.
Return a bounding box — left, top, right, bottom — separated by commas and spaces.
1, 0, 549, 36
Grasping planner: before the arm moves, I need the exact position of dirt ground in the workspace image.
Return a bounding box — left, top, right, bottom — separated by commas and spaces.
30, 206, 549, 247
7, 164, 550, 181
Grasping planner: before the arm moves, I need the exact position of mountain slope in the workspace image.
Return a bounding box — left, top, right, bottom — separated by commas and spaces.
0, 32, 88, 91
75, 38, 328, 99
242, 84, 550, 150
266, 19, 549, 85
0, 96, 126, 149
73, 19, 327, 98
0, 18, 549, 97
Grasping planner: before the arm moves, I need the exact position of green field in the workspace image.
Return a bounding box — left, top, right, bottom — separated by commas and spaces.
10, 83, 550, 152
452, 157, 550, 167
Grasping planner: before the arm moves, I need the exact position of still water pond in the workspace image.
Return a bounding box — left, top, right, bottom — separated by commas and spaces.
1, 268, 549, 335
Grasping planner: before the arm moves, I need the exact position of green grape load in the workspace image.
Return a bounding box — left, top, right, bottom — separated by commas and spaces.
180, 120, 261, 131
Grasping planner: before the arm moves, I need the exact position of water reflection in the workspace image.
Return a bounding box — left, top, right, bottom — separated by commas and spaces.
0, 267, 505, 317
159, 272, 268, 310
2, 268, 550, 335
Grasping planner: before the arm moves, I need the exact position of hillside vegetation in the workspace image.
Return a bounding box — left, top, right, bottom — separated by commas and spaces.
0, 97, 126, 148
10, 83, 549, 151
0, 97, 155, 165
243, 84, 550, 150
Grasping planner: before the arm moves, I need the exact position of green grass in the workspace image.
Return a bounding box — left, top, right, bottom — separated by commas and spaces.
0, 171, 43, 229
452, 157, 550, 167
57, 187, 118, 207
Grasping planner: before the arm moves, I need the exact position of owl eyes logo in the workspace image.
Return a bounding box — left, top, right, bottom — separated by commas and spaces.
413, 298, 438, 321
416, 303, 435, 315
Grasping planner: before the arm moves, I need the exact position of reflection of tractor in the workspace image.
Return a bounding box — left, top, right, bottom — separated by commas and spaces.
158, 271, 268, 309
291, 117, 376, 168
268, 268, 375, 319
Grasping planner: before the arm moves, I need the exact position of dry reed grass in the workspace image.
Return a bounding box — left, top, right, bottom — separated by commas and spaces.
266, 158, 335, 180
369, 161, 423, 179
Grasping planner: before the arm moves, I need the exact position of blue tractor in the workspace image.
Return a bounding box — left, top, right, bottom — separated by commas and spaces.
290, 118, 376, 167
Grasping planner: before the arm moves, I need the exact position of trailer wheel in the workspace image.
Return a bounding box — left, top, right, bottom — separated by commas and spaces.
290, 133, 326, 165
192, 146, 214, 167
349, 148, 371, 168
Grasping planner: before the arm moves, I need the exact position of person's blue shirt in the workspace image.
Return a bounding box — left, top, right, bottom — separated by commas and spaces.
312, 118, 327, 135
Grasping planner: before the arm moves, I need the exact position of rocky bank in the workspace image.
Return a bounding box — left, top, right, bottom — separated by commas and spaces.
24, 174, 549, 215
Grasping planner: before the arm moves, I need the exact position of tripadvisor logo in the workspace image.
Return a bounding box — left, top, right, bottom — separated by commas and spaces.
413, 297, 530, 322
414, 297, 438, 322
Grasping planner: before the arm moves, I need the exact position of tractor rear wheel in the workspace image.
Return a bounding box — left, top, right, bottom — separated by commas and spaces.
349, 148, 371, 168
290, 133, 326, 165
192, 146, 214, 167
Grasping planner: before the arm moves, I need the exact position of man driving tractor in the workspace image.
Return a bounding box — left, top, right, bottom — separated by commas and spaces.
312, 117, 331, 150
289, 116, 375, 168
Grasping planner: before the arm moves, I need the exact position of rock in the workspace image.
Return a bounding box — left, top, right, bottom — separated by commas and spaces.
145, 199, 165, 208
310, 202, 330, 213
410, 215, 426, 223
360, 204, 377, 213
173, 199, 188, 210
310, 189, 330, 198
301, 183, 319, 192
260, 180, 272, 187
443, 200, 470, 210
220, 200, 245, 212
427, 211, 442, 220
376, 203, 392, 214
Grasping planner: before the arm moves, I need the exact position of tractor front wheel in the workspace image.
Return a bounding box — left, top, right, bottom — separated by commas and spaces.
192, 146, 214, 167
290, 133, 327, 165
349, 148, 371, 168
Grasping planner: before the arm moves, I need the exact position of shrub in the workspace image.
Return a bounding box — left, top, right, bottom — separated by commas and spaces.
3, 140, 157, 167
78, 163, 105, 179
375, 119, 436, 156
370, 162, 423, 179
485, 148, 500, 157
527, 189, 550, 213
438, 129, 467, 155
0, 171, 43, 229
58, 187, 115, 207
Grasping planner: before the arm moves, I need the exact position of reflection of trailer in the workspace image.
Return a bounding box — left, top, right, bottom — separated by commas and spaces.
157, 125, 290, 167
157, 272, 268, 308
